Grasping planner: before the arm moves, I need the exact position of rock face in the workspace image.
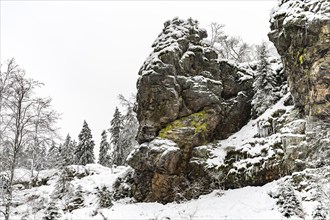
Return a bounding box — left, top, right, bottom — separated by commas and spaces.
135, 18, 254, 145
129, 18, 254, 203
268, 0, 330, 118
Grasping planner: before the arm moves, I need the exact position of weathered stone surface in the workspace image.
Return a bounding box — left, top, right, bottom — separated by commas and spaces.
126, 4, 329, 202
130, 17, 254, 203
136, 18, 253, 145
127, 138, 182, 175
269, 0, 330, 118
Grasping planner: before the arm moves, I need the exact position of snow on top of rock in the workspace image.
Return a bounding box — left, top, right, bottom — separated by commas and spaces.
205, 93, 294, 168
139, 17, 209, 76
148, 138, 180, 154
238, 71, 254, 82
270, 0, 330, 26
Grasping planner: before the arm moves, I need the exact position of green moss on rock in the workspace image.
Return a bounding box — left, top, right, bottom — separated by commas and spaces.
158, 110, 208, 139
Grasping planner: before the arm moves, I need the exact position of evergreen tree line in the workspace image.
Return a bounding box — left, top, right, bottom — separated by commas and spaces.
49, 94, 138, 169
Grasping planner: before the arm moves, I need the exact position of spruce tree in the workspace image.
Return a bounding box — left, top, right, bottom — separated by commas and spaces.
109, 107, 123, 166
76, 120, 95, 165
251, 42, 279, 118
52, 166, 73, 199
54, 143, 64, 169
60, 134, 76, 166
98, 130, 111, 167
46, 141, 60, 169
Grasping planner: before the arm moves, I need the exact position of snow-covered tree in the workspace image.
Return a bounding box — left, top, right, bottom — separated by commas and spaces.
66, 184, 84, 212
117, 94, 139, 165
75, 121, 95, 165
0, 58, 59, 220
97, 185, 113, 208
109, 95, 139, 166
52, 167, 73, 199
272, 182, 305, 219
44, 141, 60, 169
42, 201, 62, 220
98, 130, 111, 167
109, 107, 123, 166
251, 42, 282, 118
60, 134, 76, 167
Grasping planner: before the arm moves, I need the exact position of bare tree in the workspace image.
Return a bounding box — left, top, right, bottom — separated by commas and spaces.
209, 22, 225, 47
25, 97, 60, 184
208, 22, 252, 63
0, 59, 16, 172
0, 58, 59, 220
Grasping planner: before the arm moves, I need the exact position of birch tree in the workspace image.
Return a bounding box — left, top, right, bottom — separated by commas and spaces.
0, 58, 59, 220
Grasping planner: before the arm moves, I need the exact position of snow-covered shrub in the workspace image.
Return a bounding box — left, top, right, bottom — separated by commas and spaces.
42, 202, 62, 220
97, 185, 113, 208
112, 167, 134, 200
271, 182, 305, 218
312, 203, 328, 220
65, 184, 84, 212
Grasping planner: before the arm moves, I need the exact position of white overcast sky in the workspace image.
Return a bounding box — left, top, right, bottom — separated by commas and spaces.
1, 0, 277, 154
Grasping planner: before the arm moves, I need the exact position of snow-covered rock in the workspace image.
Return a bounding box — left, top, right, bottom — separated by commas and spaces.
269, 0, 330, 117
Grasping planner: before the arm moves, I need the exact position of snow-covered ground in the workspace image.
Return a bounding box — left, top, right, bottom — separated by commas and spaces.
3, 166, 284, 219
85, 182, 283, 220
5, 163, 328, 219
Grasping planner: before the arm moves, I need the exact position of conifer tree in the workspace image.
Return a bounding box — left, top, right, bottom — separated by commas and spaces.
52, 167, 73, 199
97, 185, 113, 208
42, 201, 62, 220
251, 42, 280, 118
76, 121, 95, 165
98, 130, 111, 167
60, 134, 76, 166
109, 107, 123, 165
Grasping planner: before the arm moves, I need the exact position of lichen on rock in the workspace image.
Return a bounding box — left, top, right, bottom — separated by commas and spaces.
268, 0, 330, 118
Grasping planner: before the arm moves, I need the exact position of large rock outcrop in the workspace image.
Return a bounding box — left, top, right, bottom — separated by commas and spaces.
135, 18, 254, 145
129, 18, 254, 203
268, 0, 330, 118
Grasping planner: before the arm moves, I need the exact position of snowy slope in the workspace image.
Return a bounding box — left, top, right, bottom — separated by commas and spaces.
6, 163, 329, 219
6, 165, 284, 220
71, 182, 283, 220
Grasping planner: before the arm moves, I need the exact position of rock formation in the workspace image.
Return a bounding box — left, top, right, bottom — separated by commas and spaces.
126, 0, 329, 203
135, 18, 254, 145
129, 18, 254, 203
268, 0, 330, 118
